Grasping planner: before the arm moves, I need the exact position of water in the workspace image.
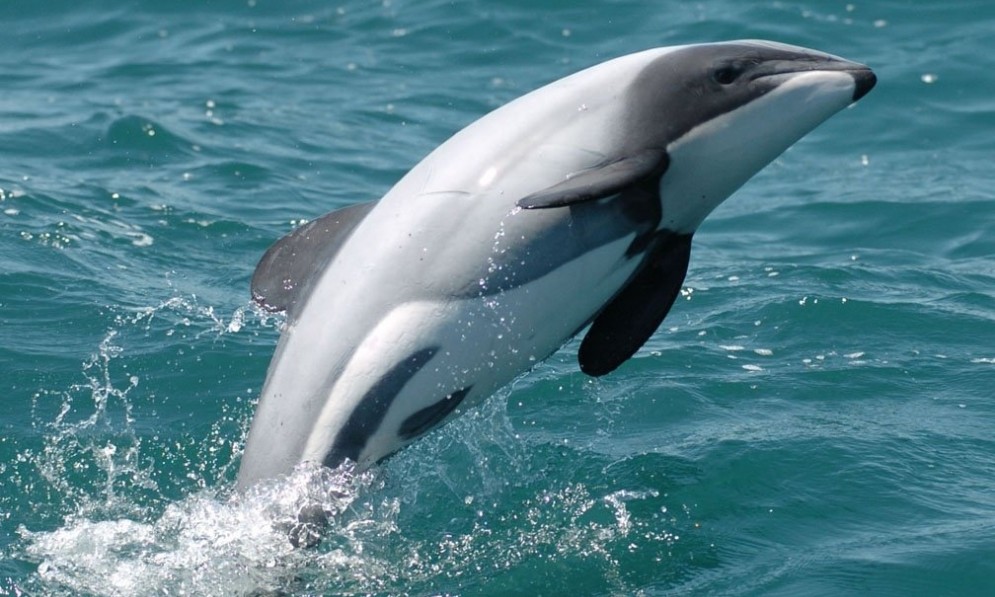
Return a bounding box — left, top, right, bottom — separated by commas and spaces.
2, 0, 994, 594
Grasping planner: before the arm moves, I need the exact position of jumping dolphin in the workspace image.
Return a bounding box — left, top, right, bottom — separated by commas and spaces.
237, 40, 875, 490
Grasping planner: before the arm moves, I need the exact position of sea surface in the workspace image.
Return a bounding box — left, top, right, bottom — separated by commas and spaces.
2, 0, 993, 595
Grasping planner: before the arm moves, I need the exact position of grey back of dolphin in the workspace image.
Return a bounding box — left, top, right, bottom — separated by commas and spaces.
237, 40, 875, 490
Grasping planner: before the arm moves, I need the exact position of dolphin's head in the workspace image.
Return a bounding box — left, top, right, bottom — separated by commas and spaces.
627, 40, 876, 233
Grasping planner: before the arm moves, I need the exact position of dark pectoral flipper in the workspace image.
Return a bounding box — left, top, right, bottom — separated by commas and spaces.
251, 201, 376, 320
578, 233, 693, 377
517, 150, 669, 209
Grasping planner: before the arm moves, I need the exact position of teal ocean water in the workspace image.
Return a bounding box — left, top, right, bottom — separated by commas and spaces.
2, 0, 994, 594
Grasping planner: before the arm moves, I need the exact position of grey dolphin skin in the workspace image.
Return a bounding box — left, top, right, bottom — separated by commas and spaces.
238, 41, 875, 491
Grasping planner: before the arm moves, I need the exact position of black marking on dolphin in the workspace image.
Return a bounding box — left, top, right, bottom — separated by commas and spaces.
579, 232, 693, 376
398, 386, 473, 440
324, 346, 438, 467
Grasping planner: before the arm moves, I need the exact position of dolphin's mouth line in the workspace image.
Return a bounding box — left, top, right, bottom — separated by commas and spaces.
751, 64, 873, 80
752, 64, 877, 101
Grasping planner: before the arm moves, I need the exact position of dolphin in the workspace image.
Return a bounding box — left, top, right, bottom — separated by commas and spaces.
237, 40, 875, 490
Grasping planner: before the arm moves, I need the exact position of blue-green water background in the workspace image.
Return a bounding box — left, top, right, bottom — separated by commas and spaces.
2, 0, 994, 595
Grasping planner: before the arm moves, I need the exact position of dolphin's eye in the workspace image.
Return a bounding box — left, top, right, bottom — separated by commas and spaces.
713, 65, 739, 85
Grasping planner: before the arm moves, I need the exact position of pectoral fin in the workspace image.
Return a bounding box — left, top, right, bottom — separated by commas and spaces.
517, 150, 669, 209
251, 201, 376, 319
578, 233, 693, 376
